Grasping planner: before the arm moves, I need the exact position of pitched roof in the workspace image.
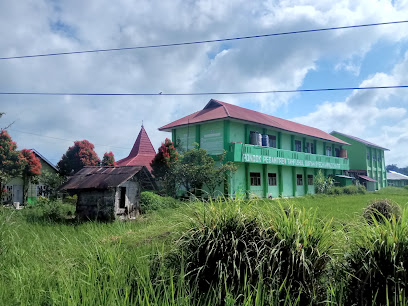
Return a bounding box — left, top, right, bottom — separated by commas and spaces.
387, 170, 408, 180
116, 126, 156, 171
159, 99, 349, 145
331, 131, 389, 151
31, 149, 58, 172
59, 166, 146, 190
358, 175, 377, 182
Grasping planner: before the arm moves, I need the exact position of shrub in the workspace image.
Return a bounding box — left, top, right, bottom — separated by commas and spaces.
25, 199, 75, 222
343, 185, 359, 195
363, 199, 402, 223
330, 186, 343, 195
166, 203, 333, 303
357, 184, 366, 194
345, 209, 408, 305
140, 191, 178, 213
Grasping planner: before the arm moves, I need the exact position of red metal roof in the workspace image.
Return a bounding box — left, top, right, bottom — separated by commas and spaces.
331, 131, 389, 151
159, 99, 349, 145
358, 175, 377, 182
116, 126, 156, 171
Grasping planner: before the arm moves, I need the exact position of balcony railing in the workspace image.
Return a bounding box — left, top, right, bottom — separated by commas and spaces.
226, 143, 349, 170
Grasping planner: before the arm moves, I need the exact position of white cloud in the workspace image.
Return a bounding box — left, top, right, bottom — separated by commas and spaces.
0, 0, 408, 166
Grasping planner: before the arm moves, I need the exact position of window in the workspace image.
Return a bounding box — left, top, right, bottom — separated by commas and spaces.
308, 175, 314, 185
268, 173, 277, 186
119, 187, 126, 208
378, 155, 381, 162
268, 135, 277, 148
335, 148, 340, 157
372, 152, 376, 161
250, 172, 261, 186
305, 142, 310, 153
296, 174, 303, 185
295, 140, 302, 152
310, 143, 315, 154
326, 146, 332, 156
367, 151, 370, 160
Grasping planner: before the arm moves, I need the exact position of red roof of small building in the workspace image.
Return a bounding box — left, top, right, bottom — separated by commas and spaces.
358, 175, 377, 182
159, 99, 349, 145
116, 126, 156, 171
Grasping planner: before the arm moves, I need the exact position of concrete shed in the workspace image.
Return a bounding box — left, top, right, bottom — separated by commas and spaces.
59, 166, 156, 220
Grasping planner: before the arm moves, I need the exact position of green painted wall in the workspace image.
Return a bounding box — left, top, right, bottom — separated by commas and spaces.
176, 125, 198, 151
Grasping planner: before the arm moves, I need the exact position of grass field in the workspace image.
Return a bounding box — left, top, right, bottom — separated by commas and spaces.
1, 187, 407, 305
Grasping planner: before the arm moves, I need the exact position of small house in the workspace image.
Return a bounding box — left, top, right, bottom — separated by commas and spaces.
59, 166, 156, 220
387, 171, 408, 187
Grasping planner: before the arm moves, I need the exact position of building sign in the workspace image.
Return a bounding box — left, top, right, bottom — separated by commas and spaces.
242, 153, 342, 169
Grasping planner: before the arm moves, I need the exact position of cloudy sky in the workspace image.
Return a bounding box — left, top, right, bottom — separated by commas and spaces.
1, 0, 408, 167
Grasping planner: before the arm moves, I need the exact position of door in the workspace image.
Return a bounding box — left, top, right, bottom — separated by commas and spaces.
13, 185, 23, 204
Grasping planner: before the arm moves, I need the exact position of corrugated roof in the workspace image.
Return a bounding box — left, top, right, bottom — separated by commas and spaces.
116, 126, 156, 171
159, 99, 349, 145
358, 175, 377, 182
59, 166, 145, 190
387, 171, 408, 180
331, 131, 389, 151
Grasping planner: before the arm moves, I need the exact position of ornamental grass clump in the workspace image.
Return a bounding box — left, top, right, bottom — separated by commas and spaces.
363, 199, 401, 223
166, 201, 334, 304
345, 209, 408, 305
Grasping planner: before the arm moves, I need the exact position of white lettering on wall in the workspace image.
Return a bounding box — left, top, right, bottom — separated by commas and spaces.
242, 154, 341, 169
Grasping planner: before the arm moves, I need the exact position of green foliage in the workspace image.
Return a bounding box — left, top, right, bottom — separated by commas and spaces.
404, 185, 408, 190
166, 202, 333, 303
25, 198, 75, 222
171, 146, 236, 197
314, 170, 334, 194
363, 199, 402, 223
140, 191, 178, 213
101, 151, 116, 166
345, 209, 408, 305
57, 140, 100, 176
39, 170, 67, 199
0, 130, 22, 201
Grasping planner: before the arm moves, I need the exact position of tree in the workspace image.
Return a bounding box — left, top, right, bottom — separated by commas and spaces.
20, 149, 42, 204
150, 139, 179, 196
39, 170, 66, 199
171, 146, 236, 198
0, 130, 22, 201
150, 138, 179, 178
101, 152, 117, 166
57, 140, 100, 176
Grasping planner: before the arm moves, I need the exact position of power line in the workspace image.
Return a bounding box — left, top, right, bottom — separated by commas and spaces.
1, 20, 407, 60
1, 85, 407, 96
9, 129, 132, 151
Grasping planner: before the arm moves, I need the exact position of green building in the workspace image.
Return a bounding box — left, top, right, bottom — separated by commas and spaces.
159, 99, 350, 198
387, 171, 408, 187
330, 131, 388, 191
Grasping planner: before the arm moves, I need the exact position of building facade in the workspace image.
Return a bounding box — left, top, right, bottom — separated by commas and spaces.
3, 149, 59, 205
330, 131, 388, 191
387, 171, 408, 187
160, 99, 350, 198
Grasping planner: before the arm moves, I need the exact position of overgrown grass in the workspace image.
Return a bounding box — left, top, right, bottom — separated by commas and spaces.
1, 187, 408, 305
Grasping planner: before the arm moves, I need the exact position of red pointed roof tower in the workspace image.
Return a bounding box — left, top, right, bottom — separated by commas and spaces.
116, 126, 156, 171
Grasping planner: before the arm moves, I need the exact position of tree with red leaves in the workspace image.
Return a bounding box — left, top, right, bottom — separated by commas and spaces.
57, 140, 100, 176
101, 152, 117, 166
20, 149, 42, 204
150, 138, 179, 196
0, 130, 22, 201
151, 138, 178, 179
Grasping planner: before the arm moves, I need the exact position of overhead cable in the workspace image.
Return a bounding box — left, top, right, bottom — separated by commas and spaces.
1, 85, 407, 96
1, 20, 407, 60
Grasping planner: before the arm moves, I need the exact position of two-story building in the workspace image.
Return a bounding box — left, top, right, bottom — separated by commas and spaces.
159, 99, 350, 198
330, 131, 388, 191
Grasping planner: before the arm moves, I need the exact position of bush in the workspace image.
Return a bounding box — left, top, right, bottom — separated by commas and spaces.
343, 185, 359, 195
357, 184, 366, 194
25, 199, 75, 222
140, 191, 178, 213
165, 203, 334, 303
345, 209, 408, 305
363, 199, 402, 223
328, 186, 343, 195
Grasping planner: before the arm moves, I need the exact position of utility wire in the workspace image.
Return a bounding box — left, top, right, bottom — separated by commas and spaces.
1, 85, 407, 96
9, 129, 132, 150
1, 20, 407, 60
